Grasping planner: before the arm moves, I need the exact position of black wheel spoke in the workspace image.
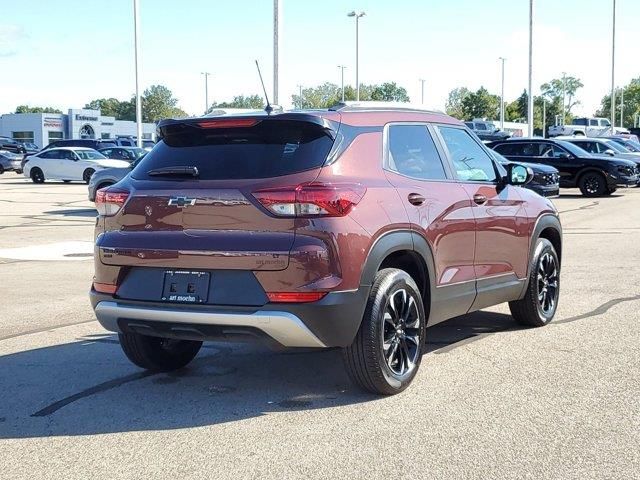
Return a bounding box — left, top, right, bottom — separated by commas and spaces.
381, 287, 421, 377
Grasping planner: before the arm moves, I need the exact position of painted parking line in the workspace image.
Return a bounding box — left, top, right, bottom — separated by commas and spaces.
0, 241, 94, 261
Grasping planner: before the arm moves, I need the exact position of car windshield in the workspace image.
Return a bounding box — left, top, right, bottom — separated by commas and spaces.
76, 150, 107, 160
625, 140, 640, 152
602, 140, 629, 153
556, 140, 592, 157
130, 148, 146, 158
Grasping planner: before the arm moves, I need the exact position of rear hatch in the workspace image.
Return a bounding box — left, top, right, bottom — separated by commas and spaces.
97, 114, 338, 271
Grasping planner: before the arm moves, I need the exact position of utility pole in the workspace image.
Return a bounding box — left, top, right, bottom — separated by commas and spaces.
419, 78, 426, 105
611, 0, 616, 130
527, 0, 534, 138
133, 0, 142, 148
620, 87, 624, 128
201, 72, 210, 114
542, 98, 547, 138
347, 11, 365, 101
273, 0, 282, 105
562, 72, 566, 125
338, 66, 347, 102
296, 84, 303, 108
499, 57, 506, 130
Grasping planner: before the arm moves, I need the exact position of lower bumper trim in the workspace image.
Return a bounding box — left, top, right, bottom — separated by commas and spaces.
94, 301, 327, 348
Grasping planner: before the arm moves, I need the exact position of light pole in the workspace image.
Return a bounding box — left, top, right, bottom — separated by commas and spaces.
542, 97, 547, 138
338, 65, 347, 102
561, 72, 566, 125
201, 72, 210, 114
133, 0, 142, 147
347, 11, 365, 101
273, 0, 282, 104
611, 0, 616, 130
499, 57, 506, 130
620, 87, 624, 128
527, 0, 534, 137
419, 78, 426, 105
296, 84, 303, 108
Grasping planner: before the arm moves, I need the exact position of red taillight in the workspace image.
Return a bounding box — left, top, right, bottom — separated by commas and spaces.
93, 282, 117, 294
266, 292, 327, 303
197, 118, 259, 129
95, 188, 129, 216
252, 182, 366, 217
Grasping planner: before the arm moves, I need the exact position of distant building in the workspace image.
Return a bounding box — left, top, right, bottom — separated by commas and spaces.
0, 109, 156, 148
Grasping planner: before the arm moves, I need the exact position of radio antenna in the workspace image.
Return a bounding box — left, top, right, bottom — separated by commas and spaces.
255, 60, 273, 114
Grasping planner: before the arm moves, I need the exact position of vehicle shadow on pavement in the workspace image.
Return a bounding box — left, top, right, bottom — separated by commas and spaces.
0, 311, 518, 439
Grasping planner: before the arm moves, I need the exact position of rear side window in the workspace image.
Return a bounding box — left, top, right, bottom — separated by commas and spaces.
132, 120, 334, 180
387, 125, 447, 180
437, 126, 497, 182
493, 143, 524, 156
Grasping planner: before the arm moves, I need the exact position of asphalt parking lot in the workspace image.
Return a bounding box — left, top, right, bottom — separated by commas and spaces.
0, 174, 638, 479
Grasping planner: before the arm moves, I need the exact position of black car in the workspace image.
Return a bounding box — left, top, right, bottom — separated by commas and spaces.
42, 139, 117, 151
561, 137, 640, 166
0, 136, 27, 154
98, 147, 147, 162
488, 138, 639, 197
488, 150, 559, 197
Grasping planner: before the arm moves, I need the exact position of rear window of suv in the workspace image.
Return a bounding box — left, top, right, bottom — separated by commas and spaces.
132, 119, 334, 180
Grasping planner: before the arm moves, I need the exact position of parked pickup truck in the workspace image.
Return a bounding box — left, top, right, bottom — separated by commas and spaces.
464, 119, 511, 142
548, 117, 630, 138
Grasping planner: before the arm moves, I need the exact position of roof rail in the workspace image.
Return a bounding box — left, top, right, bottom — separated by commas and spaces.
328, 101, 444, 115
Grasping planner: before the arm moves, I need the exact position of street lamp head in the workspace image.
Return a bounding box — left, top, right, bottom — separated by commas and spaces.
347, 10, 365, 18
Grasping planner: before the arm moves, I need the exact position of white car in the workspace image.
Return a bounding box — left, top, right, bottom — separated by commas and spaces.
23, 147, 130, 184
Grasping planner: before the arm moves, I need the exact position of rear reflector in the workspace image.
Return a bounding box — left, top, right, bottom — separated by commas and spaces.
253, 182, 366, 217
93, 282, 117, 294
95, 188, 129, 216
197, 118, 259, 129
267, 292, 327, 303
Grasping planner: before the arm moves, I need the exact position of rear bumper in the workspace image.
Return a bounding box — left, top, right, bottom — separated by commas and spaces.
90, 286, 368, 348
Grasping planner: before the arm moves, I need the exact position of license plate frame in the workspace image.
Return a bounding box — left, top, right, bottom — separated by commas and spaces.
161, 270, 210, 303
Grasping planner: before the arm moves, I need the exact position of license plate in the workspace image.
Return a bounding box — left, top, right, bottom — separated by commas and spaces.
161, 270, 210, 303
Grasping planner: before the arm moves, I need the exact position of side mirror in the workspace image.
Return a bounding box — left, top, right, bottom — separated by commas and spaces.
507, 163, 534, 186
604, 149, 616, 156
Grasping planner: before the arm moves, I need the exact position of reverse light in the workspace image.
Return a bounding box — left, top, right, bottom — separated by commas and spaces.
266, 292, 327, 303
197, 118, 259, 129
252, 182, 366, 217
95, 188, 129, 216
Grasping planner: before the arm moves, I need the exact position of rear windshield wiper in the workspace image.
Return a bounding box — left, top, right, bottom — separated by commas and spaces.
147, 166, 200, 177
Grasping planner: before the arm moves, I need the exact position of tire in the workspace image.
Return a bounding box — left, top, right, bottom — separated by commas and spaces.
605, 187, 617, 195
0, 166, 4, 175
342, 268, 426, 395
578, 171, 607, 197
83, 168, 95, 184
96, 181, 114, 191
118, 332, 202, 372
509, 238, 560, 327
63, 180, 71, 183
574, 131, 585, 136
30, 167, 45, 184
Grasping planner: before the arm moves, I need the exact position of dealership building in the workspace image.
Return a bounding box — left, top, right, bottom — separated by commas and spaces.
0, 109, 156, 148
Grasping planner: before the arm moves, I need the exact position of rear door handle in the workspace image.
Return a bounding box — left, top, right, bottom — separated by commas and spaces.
407, 193, 426, 206
473, 194, 487, 205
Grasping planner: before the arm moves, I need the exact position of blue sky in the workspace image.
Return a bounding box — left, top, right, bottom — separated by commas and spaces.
1, 0, 638, 117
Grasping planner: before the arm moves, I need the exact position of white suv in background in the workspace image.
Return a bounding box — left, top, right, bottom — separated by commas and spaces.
23, 147, 129, 184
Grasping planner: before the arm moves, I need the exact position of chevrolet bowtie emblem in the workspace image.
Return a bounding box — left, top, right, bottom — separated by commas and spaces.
168, 196, 197, 207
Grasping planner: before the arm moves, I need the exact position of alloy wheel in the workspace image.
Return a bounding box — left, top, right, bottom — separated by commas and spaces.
382, 288, 421, 376
583, 175, 600, 195
537, 252, 559, 315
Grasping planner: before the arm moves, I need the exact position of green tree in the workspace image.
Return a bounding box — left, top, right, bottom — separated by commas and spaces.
83, 98, 123, 118
445, 87, 471, 119
15, 105, 62, 114
139, 85, 187, 122
208, 95, 265, 112
460, 87, 500, 120
292, 82, 341, 108
540, 75, 584, 119
596, 77, 640, 128
370, 82, 410, 102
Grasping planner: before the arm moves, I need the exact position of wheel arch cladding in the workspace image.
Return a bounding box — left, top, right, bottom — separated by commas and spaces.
532, 214, 562, 266
360, 230, 435, 309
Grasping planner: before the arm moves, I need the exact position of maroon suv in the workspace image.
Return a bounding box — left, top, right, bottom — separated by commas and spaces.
90, 103, 562, 395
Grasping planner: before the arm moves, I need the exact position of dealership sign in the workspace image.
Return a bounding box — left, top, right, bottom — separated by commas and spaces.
43, 117, 62, 128
75, 114, 98, 122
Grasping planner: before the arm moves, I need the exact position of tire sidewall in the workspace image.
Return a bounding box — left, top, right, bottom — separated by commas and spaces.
370, 270, 426, 391
530, 239, 560, 324
83, 169, 95, 184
